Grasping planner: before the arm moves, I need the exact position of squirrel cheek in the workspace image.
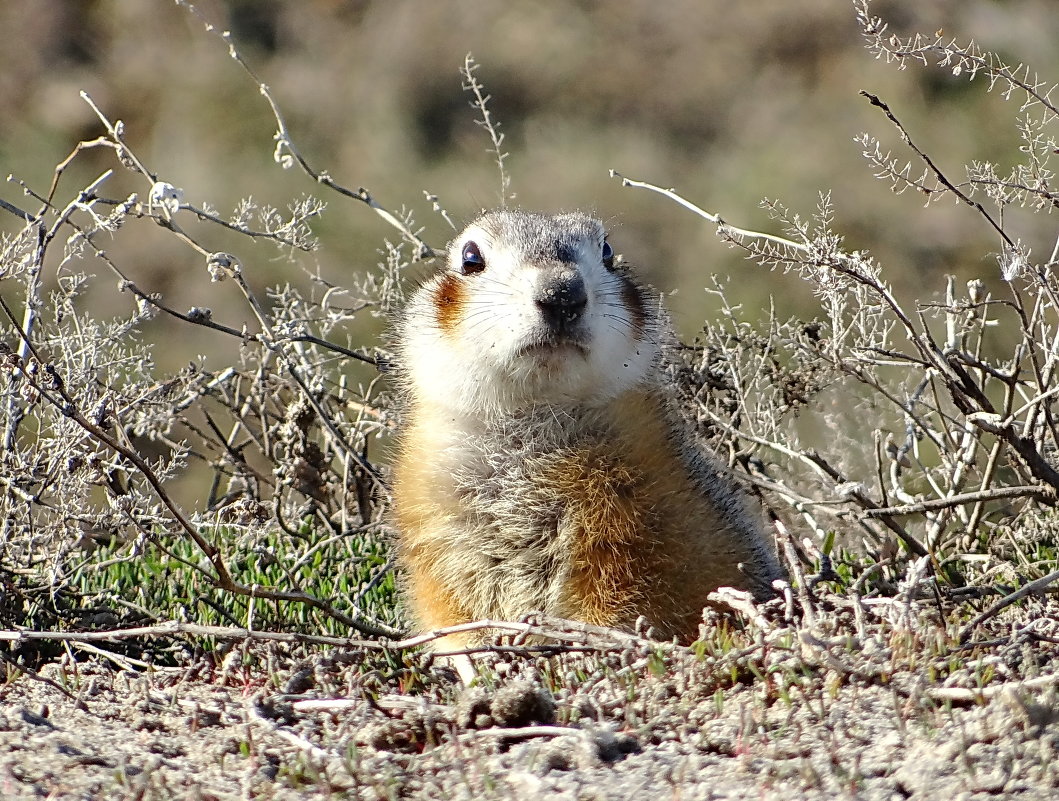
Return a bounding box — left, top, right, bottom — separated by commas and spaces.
619, 277, 647, 340
433, 273, 466, 337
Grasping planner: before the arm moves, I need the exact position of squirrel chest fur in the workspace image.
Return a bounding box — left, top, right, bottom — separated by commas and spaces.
392, 210, 782, 643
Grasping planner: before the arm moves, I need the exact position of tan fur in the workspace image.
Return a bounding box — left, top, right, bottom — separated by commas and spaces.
393, 387, 780, 644
391, 210, 783, 647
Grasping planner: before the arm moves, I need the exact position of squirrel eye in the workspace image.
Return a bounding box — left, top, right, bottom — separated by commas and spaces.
460, 241, 486, 275
601, 240, 615, 270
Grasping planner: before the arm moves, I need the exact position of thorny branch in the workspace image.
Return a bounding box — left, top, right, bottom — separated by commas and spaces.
855, 0, 1059, 119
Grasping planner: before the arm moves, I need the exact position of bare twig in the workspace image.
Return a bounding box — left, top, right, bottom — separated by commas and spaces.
1, 291, 398, 639
0, 615, 657, 653
959, 567, 1059, 642
462, 53, 512, 206
173, 0, 437, 258
863, 485, 1048, 517
860, 92, 1015, 248
927, 673, 1059, 702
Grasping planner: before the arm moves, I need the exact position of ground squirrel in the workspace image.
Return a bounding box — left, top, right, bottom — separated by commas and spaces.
392, 209, 783, 647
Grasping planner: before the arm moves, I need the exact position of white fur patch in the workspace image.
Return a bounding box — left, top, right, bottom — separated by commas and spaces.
398, 211, 658, 419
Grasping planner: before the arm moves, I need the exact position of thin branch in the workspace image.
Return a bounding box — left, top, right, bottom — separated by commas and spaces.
0, 615, 658, 653
462, 53, 511, 206
860, 92, 1015, 248
959, 567, 1059, 642
173, 0, 437, 258
863, 485, 1047, 517
927, 673, 1059, 703
0, 197, 34, 221
611, 170, 809, 253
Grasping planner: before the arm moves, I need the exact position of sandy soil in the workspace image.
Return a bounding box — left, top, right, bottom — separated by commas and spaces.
1, 595, 1057, 800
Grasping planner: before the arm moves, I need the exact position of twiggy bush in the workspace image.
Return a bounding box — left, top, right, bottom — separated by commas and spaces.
0, 20, 413, 641
626, 0, 1059, 606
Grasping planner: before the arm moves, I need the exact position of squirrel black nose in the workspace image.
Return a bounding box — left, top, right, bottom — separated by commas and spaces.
536, 274, 587, 331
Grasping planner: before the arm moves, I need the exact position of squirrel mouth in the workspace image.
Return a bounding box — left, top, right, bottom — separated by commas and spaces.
516, 334, 588, 359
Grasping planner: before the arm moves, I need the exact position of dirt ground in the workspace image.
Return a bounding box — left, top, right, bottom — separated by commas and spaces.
1, 594, 1057, 801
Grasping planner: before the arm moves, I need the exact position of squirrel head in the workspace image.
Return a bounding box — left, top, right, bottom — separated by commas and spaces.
397, 209, 659, 417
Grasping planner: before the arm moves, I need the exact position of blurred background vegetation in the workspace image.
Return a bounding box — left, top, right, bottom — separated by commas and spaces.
1, 0, 1056, 384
